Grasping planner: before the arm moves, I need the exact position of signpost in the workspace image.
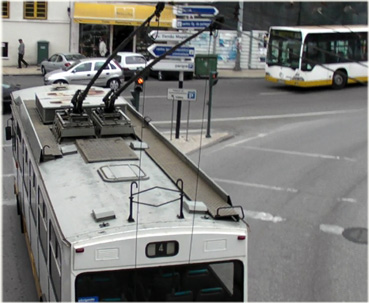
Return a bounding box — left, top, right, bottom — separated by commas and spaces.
151, 59, 194, 72
148, 44, 195, 58
172, 19, 212, 29
149, 30, 193, 42
167, 88, 197, 101
173, 5, 219, 17
147, 5, 218, 140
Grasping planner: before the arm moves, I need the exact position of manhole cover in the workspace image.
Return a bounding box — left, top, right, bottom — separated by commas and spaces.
342, 227, 367, 245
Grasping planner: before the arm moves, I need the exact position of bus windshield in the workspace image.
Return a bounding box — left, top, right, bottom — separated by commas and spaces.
75, 260, 244, 302
266, 29, 302, 69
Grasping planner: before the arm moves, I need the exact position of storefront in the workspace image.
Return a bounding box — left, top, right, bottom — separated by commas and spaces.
73, 2, 174, 57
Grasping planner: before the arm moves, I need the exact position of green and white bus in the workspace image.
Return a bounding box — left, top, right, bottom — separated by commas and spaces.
265, 25, 368, 89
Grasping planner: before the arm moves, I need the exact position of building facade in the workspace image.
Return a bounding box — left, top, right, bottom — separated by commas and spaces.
2, 1, 367, 69
2, 1, 74, 67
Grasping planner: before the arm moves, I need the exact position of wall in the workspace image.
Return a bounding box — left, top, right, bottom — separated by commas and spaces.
2, 1, 71, 67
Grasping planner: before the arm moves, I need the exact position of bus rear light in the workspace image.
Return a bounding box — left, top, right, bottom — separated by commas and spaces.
75, 248, 84, 253
238, 235, 246, 240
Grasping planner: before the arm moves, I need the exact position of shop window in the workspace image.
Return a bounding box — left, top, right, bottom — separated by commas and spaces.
2, 42, 8, 58
24, 1, 47, 20
79, 24, 110, 57
2, 1, 9, 18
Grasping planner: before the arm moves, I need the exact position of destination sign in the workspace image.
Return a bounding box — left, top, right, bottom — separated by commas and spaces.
148, 44, 195, 58
172, 19, 212, 29
173, 5, 219, 17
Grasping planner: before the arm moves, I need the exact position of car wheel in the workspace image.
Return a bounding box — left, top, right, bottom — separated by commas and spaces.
108, 79, 120, 91
41, 66, 47, 76
332, 70, 347, 89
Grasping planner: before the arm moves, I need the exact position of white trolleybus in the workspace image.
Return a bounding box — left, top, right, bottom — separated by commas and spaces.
6, 82, 248, 301
265, 25, 368, 89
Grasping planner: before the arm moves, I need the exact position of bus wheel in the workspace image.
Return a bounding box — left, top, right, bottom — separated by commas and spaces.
332, 70, 347, 89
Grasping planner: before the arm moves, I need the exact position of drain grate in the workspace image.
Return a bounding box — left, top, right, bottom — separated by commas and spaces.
342, 227, 367, 245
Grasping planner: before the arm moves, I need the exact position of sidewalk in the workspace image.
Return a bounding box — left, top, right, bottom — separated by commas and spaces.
2, 65, 265, 78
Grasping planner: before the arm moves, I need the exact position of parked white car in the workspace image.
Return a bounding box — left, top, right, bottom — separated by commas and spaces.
114, 52, 147, 79
44, 58, 124, 90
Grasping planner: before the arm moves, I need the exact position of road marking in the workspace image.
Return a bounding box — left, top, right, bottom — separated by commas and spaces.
3, 174, 15, 178
320, 224, 344, 235
241, 146, 356, 162
245, 210, 286, 223
2, 199, 15, 206
228, 133, 268, 147
259, 92, 287, 96
337, 197, 357, 203
213, 177, 298, 193
208, 133, 267, 154
152, 109, 362, 125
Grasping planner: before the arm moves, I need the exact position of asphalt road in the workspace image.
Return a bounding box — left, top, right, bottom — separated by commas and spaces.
2, 75, 367, 301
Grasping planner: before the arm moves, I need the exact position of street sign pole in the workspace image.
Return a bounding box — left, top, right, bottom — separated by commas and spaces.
175, 71, 184, 139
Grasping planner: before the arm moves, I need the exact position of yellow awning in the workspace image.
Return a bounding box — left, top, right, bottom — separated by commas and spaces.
74, 2, 174, 27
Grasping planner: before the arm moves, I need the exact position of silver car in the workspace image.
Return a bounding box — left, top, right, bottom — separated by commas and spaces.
40, 53, 85, 75
44, 58, 124, 90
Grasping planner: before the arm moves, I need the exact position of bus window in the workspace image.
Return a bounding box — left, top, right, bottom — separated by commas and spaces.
266, 29, 302, 69
75, 261, 244, 302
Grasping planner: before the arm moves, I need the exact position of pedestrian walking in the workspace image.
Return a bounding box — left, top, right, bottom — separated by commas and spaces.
18, 39, 28, 68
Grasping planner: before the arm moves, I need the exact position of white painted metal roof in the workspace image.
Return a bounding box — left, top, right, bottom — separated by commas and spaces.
13, 85, 246, 247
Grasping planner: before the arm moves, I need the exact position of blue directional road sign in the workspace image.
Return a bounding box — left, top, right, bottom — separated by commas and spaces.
148, 44, 195, 59
172, 19, 212, 29
173, 5, 219, 17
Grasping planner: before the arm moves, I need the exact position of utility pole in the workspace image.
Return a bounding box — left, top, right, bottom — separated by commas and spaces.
234, 1, 243, 71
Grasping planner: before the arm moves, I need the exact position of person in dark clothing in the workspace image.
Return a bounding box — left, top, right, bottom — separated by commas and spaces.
18, 39, 28, 68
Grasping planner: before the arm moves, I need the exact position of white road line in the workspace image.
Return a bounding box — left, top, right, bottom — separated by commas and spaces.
244, 210, 286, 223
207, 133, 267, 154
242, 146, 357, 162
3, 174, 15, 178
151, 109, 362, 125
2, 199, 15, 206
259, 92, 287, 96
213, 177, 298, 193
337, 197, 357, 203
228, 133, 268, 147
320, 224, 344, 235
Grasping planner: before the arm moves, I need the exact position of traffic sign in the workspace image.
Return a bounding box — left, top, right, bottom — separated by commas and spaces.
148, 44, 195, 59
173, 5, 219, 17
172, 19, 212, 29
149, 30, 193, 42
150, 59, 194, 72
168, 88, 197, 101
